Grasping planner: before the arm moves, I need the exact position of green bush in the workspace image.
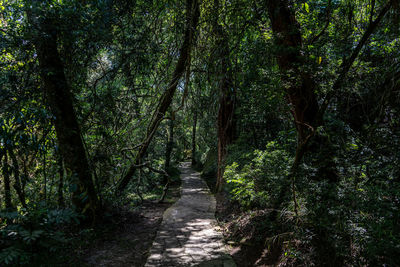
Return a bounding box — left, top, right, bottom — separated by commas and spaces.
0, 207, 80, 265
224, 141, 291, 210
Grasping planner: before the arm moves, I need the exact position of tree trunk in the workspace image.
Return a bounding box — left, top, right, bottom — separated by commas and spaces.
8, 149, 26, 208
116, 0, 200, 194
216, 91, 235, 192
57, 152, 65, 207
164, 117, 174, 184
214, 0, 236, 193
265, 0, 393, 191
191, 110, 197, 166
265, 1, 392, 263
160, 116, 174, 203
28, 14, 99, 219
264, 0, 330, 227
266, 0, 319, 143
1, 152, 12, 210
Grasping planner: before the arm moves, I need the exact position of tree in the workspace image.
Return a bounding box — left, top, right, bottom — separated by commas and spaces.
116, 0, 200, 194
265, 0, 394, 200
213, 0, 236, 193
27, 10, 100, 219
1, 151, 13, 210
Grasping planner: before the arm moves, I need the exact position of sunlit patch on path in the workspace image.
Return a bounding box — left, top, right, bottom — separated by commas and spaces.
145, 162, 236, 267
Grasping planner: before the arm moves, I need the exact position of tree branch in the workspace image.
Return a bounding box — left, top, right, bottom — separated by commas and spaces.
319, 0, 393, 118
308, 0, 332, 45
115, 0, 200, 194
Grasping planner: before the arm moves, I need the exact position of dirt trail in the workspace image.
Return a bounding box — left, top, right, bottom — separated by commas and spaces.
145, 162, 235, 267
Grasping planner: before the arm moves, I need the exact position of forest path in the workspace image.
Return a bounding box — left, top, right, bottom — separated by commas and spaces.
145, 162, 235, 267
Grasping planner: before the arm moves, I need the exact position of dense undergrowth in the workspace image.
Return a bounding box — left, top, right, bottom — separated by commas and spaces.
0, 207, 80, 265
206, 133, 400, 266
0, 165, 181, 266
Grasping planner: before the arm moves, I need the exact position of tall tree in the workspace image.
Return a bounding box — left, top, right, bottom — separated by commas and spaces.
265, 0, 396, 263
265, 0, 394, 190
27, 11, 100, 219
213, 0, 236, 192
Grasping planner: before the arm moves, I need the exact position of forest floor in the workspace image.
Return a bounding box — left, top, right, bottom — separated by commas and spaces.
74, 184, 181, 266
145, 162, 235, 266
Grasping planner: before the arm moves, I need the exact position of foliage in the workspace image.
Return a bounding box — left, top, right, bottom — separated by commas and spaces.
0, 207, 80, 265
225, 141, 291, 209
1, 0, 400, 265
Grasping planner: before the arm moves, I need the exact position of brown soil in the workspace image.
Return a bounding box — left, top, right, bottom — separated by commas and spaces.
77, 185, 180, 267
214, 192, 283, 267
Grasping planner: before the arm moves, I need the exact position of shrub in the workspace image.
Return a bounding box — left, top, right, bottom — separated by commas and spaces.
225, 141, 291, 210
0, 207, 81, 265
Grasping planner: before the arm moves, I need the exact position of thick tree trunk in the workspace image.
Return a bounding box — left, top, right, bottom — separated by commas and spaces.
265, 1, 392, 264
116, 0, 200, 194
214, 0, 236, 192
216, 90, 235, 192
28, 14, 99, 219
265, 0, 331, 226
191, 110, 197, 166
266, 0, 393, 188
265, 3, 338, 263
266, 0, 319, 143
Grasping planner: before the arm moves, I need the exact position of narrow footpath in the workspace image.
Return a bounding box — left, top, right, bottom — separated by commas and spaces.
145, 162, 236, 267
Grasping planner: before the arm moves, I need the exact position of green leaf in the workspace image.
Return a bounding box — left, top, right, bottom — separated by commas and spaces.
303, 3, 310, 13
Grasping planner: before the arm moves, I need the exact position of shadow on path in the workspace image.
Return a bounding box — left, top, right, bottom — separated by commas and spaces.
145, 162, 235, 267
